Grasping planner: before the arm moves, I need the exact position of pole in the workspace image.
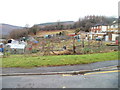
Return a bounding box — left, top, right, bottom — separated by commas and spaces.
73, 37, 76, 54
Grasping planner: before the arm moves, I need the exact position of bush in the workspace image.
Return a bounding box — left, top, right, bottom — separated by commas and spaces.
32, 49, 39, 53
3, 52, 11, 58
82, 48, 92, 54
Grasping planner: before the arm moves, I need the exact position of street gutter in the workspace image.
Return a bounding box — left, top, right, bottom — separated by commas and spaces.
1, 65, 118, 76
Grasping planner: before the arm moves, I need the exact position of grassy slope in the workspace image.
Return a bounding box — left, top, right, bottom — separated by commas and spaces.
1, 51, 118, 68
36, 29, 75, 36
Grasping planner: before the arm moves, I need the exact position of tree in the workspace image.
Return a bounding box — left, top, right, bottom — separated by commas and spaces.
9, 29, 28, 39
74, 15, 117, 32
29, 25, 39, 35
75, 28, 81, 33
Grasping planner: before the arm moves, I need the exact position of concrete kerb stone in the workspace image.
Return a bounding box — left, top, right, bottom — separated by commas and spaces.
0, 65, 118, 76
0, 70, 94, 76
93, 65, 118, 71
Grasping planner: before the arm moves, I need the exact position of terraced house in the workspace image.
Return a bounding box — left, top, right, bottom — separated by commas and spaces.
90, 21, 119, 41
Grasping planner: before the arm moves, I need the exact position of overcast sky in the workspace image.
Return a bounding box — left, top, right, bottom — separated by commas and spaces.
0, 0, 119, 27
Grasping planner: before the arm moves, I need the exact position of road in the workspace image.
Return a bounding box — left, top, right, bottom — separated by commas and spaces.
1, 70, 119, 88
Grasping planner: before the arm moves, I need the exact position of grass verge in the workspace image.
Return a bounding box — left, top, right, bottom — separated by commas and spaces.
1, 51, 118, 68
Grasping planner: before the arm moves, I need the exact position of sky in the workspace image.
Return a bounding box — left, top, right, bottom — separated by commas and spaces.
0, 0, 119, 27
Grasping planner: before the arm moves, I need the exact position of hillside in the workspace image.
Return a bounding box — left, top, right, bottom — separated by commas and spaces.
36, 29, 75, 37
37, 21, 74, 27
0, 23, 23, 35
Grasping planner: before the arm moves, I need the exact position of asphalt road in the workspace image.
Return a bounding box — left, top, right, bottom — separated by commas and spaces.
1, 70, 119, 88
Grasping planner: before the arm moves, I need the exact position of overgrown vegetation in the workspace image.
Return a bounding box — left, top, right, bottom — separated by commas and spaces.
1, 51, 118, 68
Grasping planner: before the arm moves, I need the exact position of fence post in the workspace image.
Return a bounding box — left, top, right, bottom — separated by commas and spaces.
73, 37, 76, 54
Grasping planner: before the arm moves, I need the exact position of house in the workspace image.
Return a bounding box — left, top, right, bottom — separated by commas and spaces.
106, 21, 119, 41
90, 23, 108, 33
107, 21, 118, 32
90, 22, 119, 41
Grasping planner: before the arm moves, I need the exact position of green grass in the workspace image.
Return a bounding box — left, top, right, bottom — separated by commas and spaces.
1, 51, 118, 68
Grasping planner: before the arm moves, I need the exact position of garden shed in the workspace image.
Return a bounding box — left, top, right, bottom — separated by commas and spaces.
5, 43, 26, 54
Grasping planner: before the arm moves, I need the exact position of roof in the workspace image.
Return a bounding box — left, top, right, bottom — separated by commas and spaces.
6, 43, 26, 49
94, 23, 108, 27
